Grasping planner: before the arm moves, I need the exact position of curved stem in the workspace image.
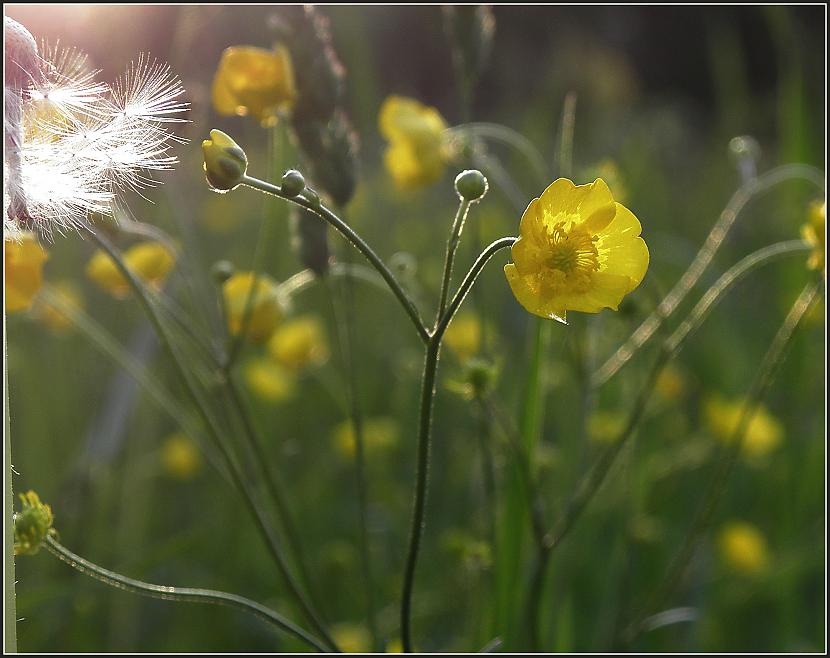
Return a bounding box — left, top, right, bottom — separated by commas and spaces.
593, 163, 824, 386
541, 241, 813, 554
622, 280, 822, 646
241, 175, 429, 343
43, 534, 329, 652
436, 237, 517, 341
437, 199, 473, 322
448, 123, 548, 186
83, 226, 338, 651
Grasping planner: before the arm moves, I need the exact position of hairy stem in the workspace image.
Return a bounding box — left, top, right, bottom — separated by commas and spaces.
241, 175, 429, 343
44, 534, 329, 652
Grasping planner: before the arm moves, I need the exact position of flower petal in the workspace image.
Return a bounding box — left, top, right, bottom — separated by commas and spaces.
597, 203, 649, 289
539, 178, 614, 226
504, 263, 566, 322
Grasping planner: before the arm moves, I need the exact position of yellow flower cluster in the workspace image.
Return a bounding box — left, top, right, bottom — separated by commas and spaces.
504, 178, 649, 323
267, 316, 330, 370
333, 417, 400, 459
718, 521, 770, 575
703, 396, 783, 462
379, 96, 450, 190
5, 233, 48, 313
802, 199, 825, 275
443, 313, 482, 363
212, 45, 296, 125
160, 433, 202, 481
86, 241, 176, 299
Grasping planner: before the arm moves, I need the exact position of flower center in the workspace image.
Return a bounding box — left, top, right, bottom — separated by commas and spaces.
545, 220, 600, 276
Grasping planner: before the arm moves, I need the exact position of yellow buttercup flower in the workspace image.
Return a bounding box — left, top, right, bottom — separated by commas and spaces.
267, 315, 329, 370
379, 95, 449, 190
703, 396, 783, 462
587, 410, 627, 444
801, 199, 825, 274
34, 281, 84, 334
333, 417, 400, 459
331, 624, 370, 654
86, 241, 175, 299
443, 313, 482, 363
244, 357, 296, 403
222, 272, 283, 342
718, 521, 770, 575
4, 232, 48, 313
654, 364, 686, 403
504, 178, 649, 323
160, 433, 202, 480
212, 45, 296, 125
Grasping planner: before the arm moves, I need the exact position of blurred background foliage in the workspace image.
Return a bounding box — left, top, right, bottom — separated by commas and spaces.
5, 4, 825, 652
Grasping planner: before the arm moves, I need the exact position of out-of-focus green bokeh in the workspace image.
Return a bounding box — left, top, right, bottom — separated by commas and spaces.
5, 5, 825, 653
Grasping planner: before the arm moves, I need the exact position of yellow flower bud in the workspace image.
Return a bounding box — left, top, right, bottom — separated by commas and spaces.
223, 272, 282, 342
4, 232, 48, 313
14, 491, 54, 556
202, 129, 248, 191
86, 241, 176, 299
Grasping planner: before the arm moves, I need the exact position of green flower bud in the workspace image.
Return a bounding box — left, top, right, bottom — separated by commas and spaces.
454, 169, 488, 202
281, 169, 306, 197
14, 491, 54, 556
303, 187, 321, 209
202, 129, 248, 191
211, 259, 235, 284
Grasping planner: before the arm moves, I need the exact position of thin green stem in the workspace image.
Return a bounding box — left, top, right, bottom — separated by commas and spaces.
83, 226, 338, 651
401, 339, 440, 653
540, 240, 812, 555
437, 199, 473, 322
324, 270, 380, 651
3, 323, 16, 653
436, 237, 517, 341
43, 534, 328, 652
241, 175, 429, 343
622, 279, 822, 646
593, 163, 824, 386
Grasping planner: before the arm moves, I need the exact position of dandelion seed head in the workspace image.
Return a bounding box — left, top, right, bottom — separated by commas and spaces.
4, 21, 188, 240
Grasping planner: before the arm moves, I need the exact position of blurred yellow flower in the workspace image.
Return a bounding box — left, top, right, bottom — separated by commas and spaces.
654, 364, 686, 403
379, 95, 449, 190
581, 159, 628, 204
587, 410, 627, 444
801, 199, 825, 274
223, 272, 282, 343
267, 315, 329, 370
385, 639, 404, 654
212, 45, 296, 125
160, 433, 202, 480
34, 281, 83, 334
443, 313, 482, 362
703, 396, 783, 461
331, 624, 370, 654
504, 178, 649, 323
86, 241, 175, 299
4, 232, 48, 313
244, 358, 296, 403
333, 417, 399, 459
718, 521, 770, 575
